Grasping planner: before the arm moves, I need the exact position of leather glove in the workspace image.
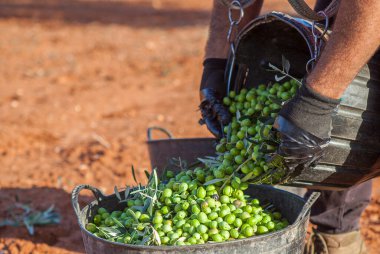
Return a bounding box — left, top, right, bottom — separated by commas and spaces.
274, 82, 340, 170
199, 58, 231, 138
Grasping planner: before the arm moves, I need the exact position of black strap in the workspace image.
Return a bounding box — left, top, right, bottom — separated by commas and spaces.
288, 0, 341, 21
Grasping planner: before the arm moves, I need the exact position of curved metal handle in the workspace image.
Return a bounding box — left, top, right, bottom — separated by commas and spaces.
219, 0, 256, 9
295, 191, 320, 223
288, 0, 340, 21
147, 126, 173, 141
71, 184, 106, 220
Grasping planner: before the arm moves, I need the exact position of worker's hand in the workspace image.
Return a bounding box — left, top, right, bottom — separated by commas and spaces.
199, 58, 231, 138
274, 83, 340, 170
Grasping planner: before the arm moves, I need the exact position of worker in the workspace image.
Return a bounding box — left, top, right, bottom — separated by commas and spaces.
199, 0, 380, 253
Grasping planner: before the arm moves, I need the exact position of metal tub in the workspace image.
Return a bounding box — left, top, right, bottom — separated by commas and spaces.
146, 127, 216, 175
72, 184, 319, 254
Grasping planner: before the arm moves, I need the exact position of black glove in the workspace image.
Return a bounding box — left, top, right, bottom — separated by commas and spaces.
199, 58, 231, 138
274, 82, 340, 170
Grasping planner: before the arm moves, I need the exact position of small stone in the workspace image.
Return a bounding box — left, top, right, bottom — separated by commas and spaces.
10, 100, 19, 108
74, 105, 82, 112
157, 114, 165, 122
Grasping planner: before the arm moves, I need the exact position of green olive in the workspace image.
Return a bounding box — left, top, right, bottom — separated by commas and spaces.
196, 187, 206, 199
208, 220, 218, 229
273, 212, 282, 220
257, 225, 269, 234
208, 228, 219, 235
197, 224, 208, 234
85, 223, 97, 233
223, 97, 232, 106
220, 230, 230, 240
153, 215, 163, 224
220, 195, 230, 204
93, 215, 102, 225
234, 155, 244, 165
212, 233, 223, 242
242, 226, 254, 237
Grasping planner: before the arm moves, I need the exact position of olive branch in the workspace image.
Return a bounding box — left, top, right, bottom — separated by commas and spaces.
267, 55, 302, 85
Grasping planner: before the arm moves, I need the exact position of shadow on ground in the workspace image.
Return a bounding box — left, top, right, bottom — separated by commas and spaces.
0, 187, 95, 253
0, 0, 210, 28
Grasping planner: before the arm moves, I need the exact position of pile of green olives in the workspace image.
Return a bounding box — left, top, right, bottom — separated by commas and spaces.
215, 80, 299, 184
86, 169, 288, 246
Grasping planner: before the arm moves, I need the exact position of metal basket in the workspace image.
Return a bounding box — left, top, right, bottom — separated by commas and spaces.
72, 184, 319, 254
146, 127, 216, 175
226, 12, 380, 189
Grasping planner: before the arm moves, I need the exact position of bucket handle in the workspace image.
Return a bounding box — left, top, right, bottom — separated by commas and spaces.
288, 0, 340, 21
71, 184, 106, 219
295, 191, 320, 223
147, 126, 174, 141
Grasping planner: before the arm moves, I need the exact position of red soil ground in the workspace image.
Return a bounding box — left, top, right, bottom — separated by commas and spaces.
0, 1, 379, 253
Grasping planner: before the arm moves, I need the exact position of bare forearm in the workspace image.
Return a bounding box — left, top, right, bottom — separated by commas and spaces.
307, 0, 380, 99
205, 0, 263, 59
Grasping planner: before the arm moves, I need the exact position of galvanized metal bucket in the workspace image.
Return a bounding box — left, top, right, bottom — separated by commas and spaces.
146, 127, 217, 175
227, 12, 380, 190
72, 184, 319, 254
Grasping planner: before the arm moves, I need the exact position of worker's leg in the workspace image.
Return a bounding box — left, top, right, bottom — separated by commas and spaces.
308, 181, 372, 233
304, 181, 372, 254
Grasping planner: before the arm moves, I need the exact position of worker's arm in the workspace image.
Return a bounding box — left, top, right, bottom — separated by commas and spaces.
200, 0, 263, 137
276, 0, 380, 169
308, 0, 380, 99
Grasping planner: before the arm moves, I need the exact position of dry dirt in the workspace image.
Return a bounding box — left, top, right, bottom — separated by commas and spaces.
0, 1, 379, 253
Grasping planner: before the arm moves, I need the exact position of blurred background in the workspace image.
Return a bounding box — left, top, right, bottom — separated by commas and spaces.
0, 0, 379, 253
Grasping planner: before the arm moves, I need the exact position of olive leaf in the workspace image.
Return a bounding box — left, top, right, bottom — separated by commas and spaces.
245, 141, 254, 154
236, 110, 241, 121
151, 226, 161, 246
241, 171, 255, 182
246, 137, 260, 145
126, 209, 139, 223
140, 236, 152, 246
132, 206, 145, 212
282, 55, 290, 74
203, 178, 227, 186
0, 204, 60, 236
98, 227, 123, 238
23, 217, 35, 235
268, 58, 302, 85
153, 170, 158, 189
124, 186, 131, 200
0, 219, 17, 227
243, 138, 249, 148
112, 217, 125, 228
175, 237, 187, 244
114, 186, 122, 201
275, 75, 287, 82
144, 170, 151, 181
227, 123, 232, 143
168, 157, 188, 171
147, 196, 155, 217
142, 198, 151, 213
197, 157, 220, 168
163, 211, 173, 219
131, 165, 138, 184
264, 203, 276, 213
